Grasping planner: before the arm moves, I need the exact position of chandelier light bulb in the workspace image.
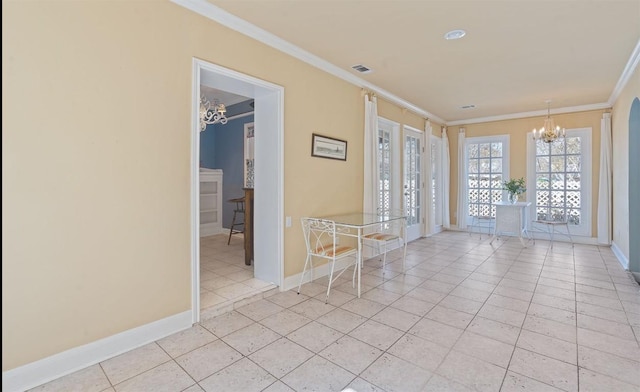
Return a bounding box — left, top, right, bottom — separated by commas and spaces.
532, 101, 565, 143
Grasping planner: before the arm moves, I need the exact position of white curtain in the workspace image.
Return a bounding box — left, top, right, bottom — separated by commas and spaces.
442, 127, 451, 229
363, 94, 379, 213
597, 112, 612, 244
425, 120, 436, 235
456, 128, 467, 229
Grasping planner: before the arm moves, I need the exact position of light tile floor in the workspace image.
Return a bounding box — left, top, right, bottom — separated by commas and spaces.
198, 233, 276, 319
29, 231, 640, 392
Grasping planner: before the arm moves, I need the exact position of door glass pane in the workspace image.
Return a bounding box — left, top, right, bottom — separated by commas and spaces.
491, 143, 502, 157
479, 143, 491, 157
551, 139, 565, 155
566, 137, 581, 154
536, 156, 549, 172
551, 156, 565, 172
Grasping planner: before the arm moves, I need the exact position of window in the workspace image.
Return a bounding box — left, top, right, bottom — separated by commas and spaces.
527, 128, 592, 236
466, 136, 510, 223
377, 118, 401, 216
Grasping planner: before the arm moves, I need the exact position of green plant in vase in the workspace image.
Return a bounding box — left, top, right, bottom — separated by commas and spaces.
503, 177, 526, 204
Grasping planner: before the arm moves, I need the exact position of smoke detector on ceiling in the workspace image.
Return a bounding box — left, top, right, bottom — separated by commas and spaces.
351, 64, 373, 74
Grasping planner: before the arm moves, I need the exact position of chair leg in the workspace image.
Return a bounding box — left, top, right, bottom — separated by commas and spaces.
565, 224, 574, 247
352, 259, 357, 288
401, 238, 407, 274
325, 260, 337, 304
381, 242, 388, 274
297, 254, 312, 294
227, 210, 238, 245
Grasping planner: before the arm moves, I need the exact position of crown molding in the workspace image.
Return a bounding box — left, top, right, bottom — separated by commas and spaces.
609, 37, 640, 106
446, 102, 612, 126
170, 0, 445, 124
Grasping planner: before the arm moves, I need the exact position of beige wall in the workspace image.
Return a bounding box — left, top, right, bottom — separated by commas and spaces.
447, 110, 606, 236
611, 66, 640, 260
2, 1, 433, 371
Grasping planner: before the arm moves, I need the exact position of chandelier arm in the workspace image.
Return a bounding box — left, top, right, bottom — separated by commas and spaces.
532, 100, 565, 143
199, 95, 229, 131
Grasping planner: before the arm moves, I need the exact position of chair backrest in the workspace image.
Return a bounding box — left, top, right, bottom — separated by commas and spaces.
536, 205, 571, 223
301, 217, 338, 258
229, 197, 245, 212
371, 208, 405, 236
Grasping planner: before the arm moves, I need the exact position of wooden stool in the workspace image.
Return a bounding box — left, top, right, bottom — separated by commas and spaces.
227, 197, 245, 245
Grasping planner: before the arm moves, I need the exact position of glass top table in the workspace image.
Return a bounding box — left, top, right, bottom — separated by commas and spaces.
315, 212, 408, 297
319, 212, 407, 227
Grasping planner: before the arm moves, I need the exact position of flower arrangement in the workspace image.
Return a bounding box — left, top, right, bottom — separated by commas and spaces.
503, 177, 526, 195
503, 177, 526, 203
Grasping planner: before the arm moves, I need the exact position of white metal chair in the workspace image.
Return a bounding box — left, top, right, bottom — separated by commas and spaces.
362, 211, 406, 274
468, 215, 495, 239
298, 217, 359, 303
533, 219, 574, 248
532, 206, 575, 248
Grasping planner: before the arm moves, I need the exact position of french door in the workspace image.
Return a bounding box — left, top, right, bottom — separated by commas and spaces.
404, 127, 424, 241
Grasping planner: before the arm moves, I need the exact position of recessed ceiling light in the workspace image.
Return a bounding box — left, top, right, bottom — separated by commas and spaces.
444, 29, 466, 40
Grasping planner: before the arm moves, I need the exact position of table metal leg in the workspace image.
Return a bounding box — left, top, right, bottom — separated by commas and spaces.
519, 230, 528, 247
402, 220, 407, 273
357, 228, 362, 298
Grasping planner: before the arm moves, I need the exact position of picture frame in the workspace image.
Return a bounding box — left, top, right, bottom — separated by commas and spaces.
311, 133, 347, 161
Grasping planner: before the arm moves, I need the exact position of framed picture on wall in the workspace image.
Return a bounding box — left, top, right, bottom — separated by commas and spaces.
244, 122, 255, 188
311, 133, 347, 161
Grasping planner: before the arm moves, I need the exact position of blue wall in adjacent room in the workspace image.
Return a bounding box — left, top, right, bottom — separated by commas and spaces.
200, 110, 254, 230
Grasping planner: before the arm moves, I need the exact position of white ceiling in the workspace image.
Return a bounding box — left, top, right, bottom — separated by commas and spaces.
200, 85, 251, 107
190, 0, 640, 124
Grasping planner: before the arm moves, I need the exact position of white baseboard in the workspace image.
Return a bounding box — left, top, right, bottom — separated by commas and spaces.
611, 241, 629, 270
450, 226, 599, 246
2, 311, 192, 392
527, 231, 598, 245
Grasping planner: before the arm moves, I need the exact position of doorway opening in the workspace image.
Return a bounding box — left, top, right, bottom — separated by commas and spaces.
191, 59, 284, 323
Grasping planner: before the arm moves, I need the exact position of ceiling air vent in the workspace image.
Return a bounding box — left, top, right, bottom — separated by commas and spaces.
460, 104, 476, 109
351, 64, 373, 74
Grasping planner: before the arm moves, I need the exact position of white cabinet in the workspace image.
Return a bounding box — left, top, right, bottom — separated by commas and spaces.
200, 168, 223, 237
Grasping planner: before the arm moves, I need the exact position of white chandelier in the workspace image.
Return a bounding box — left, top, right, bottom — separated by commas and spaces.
532, 100, 565, 143
199, 95, 227, 131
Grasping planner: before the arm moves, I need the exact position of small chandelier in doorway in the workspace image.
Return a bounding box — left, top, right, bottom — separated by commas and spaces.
532, 100, 565, 143
200, 95, 227, 131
